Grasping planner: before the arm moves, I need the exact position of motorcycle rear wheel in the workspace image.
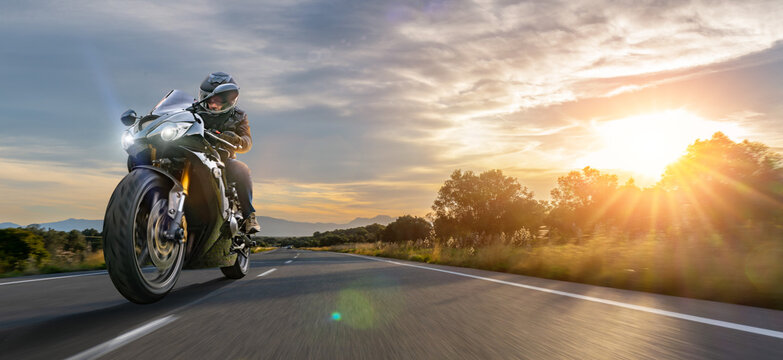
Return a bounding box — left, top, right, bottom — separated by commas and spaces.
104, 169, 185, 304
220, 240, 249, 279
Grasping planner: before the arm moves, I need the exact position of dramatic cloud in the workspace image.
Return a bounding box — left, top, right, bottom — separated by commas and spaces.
1, 0, 782, 224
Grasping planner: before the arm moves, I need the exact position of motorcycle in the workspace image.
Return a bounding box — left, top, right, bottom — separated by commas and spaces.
104, 84, 252, 304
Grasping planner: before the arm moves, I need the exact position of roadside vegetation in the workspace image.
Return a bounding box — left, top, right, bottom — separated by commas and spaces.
250, 246, 278, 253
0, 227, 105, 277
0, 225, 280, 277
311, 133, 783, 310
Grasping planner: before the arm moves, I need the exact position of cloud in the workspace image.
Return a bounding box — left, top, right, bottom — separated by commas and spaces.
1, 0, 783, 223
0, 157, 124, 224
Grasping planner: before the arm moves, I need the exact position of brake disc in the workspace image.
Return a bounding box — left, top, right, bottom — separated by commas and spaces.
147, 199, 177, 270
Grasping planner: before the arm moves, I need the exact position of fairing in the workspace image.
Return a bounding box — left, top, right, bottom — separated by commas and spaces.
121, 90, 237, 269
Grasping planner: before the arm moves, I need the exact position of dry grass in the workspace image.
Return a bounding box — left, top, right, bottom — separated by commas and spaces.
318, 231, 783, 309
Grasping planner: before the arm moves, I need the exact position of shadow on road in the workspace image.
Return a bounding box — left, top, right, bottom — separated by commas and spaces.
0, 276, 237, 358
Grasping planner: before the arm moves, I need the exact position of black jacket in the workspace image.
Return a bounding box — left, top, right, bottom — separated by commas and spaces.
196, 106, 252, 158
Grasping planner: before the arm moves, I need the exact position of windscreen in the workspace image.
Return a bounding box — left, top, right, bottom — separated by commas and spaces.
150, 90, 195, 116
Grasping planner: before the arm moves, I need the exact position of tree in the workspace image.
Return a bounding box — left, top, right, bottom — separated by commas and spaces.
319, 234, 347, 246
364, 223, 386, 242
432, 169, 545, 240
660, 132, 783, 227
381, 215, 432, 243
82, 228, 102, 251
547, 166, 619, 234
0, 229, 49, 272
64, 230, 87, 253
312, 224, 387, 245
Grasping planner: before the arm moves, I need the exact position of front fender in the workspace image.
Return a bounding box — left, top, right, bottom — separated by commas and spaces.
132, 165, 185, 220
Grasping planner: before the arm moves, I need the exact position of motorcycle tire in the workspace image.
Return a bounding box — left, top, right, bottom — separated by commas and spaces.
104, 168, 185, 304
220, 244, 249, 279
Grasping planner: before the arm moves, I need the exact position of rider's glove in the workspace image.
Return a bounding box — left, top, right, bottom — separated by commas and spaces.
219, 131, 241, 146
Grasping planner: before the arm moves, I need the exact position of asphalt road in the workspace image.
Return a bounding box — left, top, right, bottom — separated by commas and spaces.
1, 249, 782, 359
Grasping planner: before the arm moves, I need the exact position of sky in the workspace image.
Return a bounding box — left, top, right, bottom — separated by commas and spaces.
1, 0, 782, 225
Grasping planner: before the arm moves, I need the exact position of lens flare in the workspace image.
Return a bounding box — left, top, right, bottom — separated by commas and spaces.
335, 289, 377, 329
331, 312, 342, 321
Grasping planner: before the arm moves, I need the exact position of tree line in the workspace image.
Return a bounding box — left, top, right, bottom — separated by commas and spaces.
257, 215, 434, 248
0, 226, 102, 273
387, 132, 783, 247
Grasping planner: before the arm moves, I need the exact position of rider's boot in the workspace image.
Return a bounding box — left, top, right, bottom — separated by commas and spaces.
244, 212, 261, 234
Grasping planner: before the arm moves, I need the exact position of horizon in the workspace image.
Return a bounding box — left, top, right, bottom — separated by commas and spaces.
0, 214, 395, 227
2, 1, 783, 225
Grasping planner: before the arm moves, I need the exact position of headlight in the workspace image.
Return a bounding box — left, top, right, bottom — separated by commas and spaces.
121, 131, 135, 150
153, 122, 193, 142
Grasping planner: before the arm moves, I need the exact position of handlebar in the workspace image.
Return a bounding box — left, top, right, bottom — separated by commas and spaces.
205, 131, 242, 150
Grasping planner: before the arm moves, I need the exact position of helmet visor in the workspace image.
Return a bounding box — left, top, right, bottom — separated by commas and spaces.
204, 89, 239, 113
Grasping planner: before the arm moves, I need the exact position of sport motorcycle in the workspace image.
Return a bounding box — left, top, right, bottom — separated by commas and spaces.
104, 84, 252, 304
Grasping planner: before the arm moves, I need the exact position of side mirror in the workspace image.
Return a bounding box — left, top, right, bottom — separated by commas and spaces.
121, 109, 138, 126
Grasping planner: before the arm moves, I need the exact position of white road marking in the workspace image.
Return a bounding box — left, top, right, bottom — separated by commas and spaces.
343, 253, 783, 340
66, 262, 264, 359
294, 254, 299, 258
257, 268, 277, 277
0, 271, 107, 286
65, 281, 233, 360
65, 315, 178, 360
285, 260, 293, 264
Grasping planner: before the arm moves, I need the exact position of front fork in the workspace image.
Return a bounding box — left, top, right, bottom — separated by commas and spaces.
165, 160, 190, 243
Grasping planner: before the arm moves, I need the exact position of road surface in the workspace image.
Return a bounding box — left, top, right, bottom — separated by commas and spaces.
1, 249, 782, 359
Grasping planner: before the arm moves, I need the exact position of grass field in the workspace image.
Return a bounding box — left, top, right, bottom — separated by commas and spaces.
311, 230, 783, 310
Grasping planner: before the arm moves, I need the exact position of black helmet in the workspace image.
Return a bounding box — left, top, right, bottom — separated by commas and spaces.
199, 72, 239, 114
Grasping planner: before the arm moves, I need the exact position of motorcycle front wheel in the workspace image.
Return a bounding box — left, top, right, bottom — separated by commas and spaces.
103, 169, 185, 304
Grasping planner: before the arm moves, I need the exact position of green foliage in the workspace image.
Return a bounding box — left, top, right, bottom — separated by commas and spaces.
381, 215, 432, 243
65, 230, 87, 254
0, 228, 50, 272
311, 223, 386, 246
1, 226, 103, 276
82, 228, 103, 251
255, 224, 387, 248
432, 169, 546, 242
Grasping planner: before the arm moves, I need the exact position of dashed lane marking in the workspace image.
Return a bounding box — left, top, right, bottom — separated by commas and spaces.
257, 268, 277, 277
65, 315, 178, 360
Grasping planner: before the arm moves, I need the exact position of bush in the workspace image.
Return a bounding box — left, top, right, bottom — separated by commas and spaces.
382, 215, 432, 243
0, 228, 50, 272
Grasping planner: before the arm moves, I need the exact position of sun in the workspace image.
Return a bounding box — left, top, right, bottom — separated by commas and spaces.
578, 109, 746, 180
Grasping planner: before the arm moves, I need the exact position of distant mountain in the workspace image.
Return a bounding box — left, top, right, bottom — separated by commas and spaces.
0, 222, 21, 229
3, 216, 395, 237
345, 215, 394, 228
257, 215, 394, 237
32, 219, 103, 232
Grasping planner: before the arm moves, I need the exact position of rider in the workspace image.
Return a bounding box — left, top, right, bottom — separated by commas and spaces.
196, 71, 261, 234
